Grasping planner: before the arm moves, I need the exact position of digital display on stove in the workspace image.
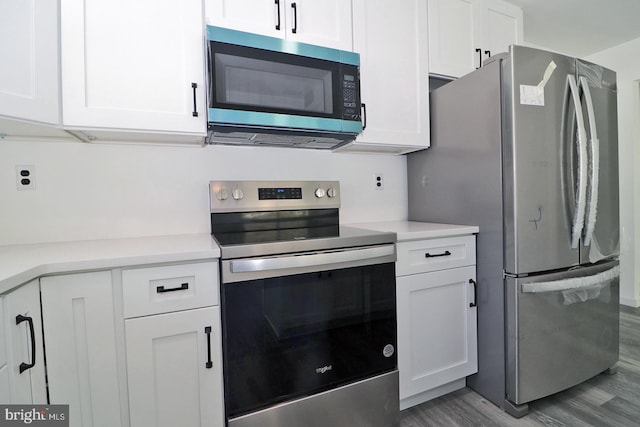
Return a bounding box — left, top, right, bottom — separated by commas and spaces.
258, 187, 303, 200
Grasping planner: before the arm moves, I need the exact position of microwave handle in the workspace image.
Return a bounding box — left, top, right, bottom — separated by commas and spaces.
361, 103, 367, 130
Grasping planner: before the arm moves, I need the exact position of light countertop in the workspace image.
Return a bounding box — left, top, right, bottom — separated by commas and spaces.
348, 221, 478, 242
0, 233, 220, 294
1, 222, 478, 294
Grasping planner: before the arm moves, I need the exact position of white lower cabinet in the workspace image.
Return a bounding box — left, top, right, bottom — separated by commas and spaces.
125, 307, 224, 427
0, 259, 223, 427
40, 271, 124, 427
396, 235, 478, 409
122, 261, 223, 427
0, 280, 47, 404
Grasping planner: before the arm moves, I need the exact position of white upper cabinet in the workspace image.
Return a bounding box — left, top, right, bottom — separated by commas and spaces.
284, 0, 352, 50
205, 0, 352, 50
0, 0, 59, 125
478, 0, 523, 60
0, 0, 71, 139
61, 0, 207, 142
428, 0, 476, 78
336, 0, 429, 154
428, 0, 522, 78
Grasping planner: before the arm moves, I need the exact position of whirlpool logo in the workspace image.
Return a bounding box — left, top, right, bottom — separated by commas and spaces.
315, 365, 333, 374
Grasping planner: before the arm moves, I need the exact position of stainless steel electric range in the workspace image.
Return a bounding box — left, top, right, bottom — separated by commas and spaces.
210, 180, 399, 427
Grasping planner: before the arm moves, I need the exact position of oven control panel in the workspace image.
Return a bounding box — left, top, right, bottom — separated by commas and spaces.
210, 180, 340, 212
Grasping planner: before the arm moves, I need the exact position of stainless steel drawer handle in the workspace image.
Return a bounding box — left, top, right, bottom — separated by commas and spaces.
156, 283, 189, 293
425, 250, 451, 258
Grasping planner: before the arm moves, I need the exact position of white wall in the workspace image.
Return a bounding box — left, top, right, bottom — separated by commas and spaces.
0, 139, 408, 246
587, 38, 640, 307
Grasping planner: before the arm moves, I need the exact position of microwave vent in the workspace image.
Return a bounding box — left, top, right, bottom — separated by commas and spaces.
206, 127, 354, 150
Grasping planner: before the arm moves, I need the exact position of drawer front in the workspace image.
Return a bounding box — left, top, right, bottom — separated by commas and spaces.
122, 261, 219, 318
396, 235, 476, 276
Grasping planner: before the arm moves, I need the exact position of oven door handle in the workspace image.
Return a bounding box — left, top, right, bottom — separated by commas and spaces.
229, 245, 395, 274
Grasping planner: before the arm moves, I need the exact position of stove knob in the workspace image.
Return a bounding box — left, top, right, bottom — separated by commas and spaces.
314, 188, 326, 198
232, 188, 244, 200
327, 187, 338, 198
217, 188, 229, 200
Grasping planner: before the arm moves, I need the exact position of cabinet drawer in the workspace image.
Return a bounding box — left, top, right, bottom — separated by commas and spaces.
122, 261, 219, 318
396, 235, 476, 276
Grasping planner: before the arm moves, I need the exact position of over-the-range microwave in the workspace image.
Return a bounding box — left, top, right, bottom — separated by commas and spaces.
206, 25, 362, 149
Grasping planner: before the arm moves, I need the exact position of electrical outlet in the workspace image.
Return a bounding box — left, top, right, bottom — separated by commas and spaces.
16, 165, 36, 191
374, 173, 384, 190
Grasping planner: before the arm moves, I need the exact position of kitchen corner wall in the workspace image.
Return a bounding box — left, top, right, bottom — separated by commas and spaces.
587, 38, 640, 308
0, 139, 407, 246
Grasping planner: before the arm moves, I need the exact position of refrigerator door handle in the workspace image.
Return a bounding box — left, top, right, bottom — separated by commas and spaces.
578, 76, 600, 246
521, 265, 619, 293
567, 75, 589, 249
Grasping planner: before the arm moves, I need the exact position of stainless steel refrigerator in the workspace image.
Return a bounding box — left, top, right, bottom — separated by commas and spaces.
408, 45, 620, 417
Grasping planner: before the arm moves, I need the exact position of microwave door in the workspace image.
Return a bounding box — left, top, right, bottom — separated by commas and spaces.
210, 41, 340, 119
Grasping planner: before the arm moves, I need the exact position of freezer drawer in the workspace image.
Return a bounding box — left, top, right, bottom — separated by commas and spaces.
505, 261, 619, 405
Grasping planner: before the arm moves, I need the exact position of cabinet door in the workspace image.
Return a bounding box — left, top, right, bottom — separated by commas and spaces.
346, 0, 429, 154
205, 0, 352, 50
1, 280, 47, 403
477, 0, 522, 60
0, 0, 59, 124
0, 297, 7, 402
41, 271, 123, 427
126, 307, 224, 427
428, 0, 478, 78
396, 266, 477, 399
284, 0, 352, 50
205, 0, 282, 38
61, 0, 206, 135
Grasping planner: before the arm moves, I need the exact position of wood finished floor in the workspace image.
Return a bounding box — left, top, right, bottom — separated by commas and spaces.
399, 305, 640, 427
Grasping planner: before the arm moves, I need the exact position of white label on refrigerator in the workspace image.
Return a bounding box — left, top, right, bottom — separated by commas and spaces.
520, 85, 544, 106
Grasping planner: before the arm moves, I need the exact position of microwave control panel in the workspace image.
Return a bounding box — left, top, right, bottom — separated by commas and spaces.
341, 71, 361, 121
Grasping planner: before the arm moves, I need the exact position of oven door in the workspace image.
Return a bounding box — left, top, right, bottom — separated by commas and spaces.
220, 245, 397, 419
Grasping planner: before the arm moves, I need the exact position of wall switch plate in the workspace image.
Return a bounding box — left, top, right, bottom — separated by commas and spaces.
16, 165, 36, 190
374, 173, 384, 190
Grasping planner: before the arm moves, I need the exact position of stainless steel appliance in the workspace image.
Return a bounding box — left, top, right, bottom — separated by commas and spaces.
408, 45, 620, 417
206, 26, 362, 149
210, 180, 399, 427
